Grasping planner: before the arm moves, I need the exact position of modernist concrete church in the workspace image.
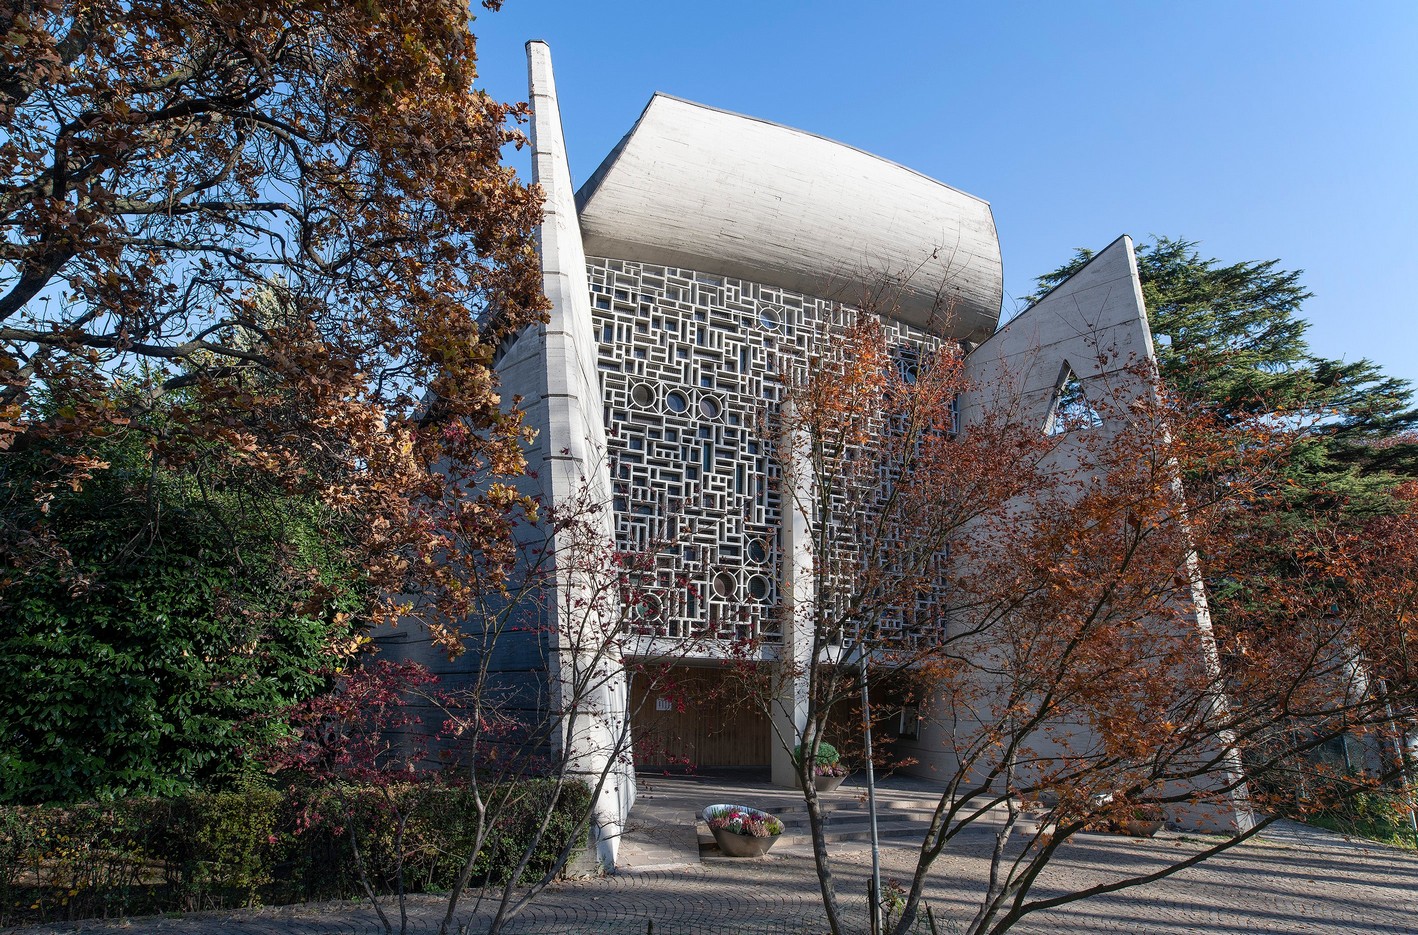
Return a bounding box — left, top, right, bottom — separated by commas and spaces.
468, 42, 1214, 865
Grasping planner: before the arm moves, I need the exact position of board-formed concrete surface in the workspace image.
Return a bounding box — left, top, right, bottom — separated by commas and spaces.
577, 94, 1003, 342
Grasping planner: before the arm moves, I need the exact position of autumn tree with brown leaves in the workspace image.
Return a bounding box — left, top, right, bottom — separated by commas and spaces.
759, 318, 1418, 935
0, 0, 548, 793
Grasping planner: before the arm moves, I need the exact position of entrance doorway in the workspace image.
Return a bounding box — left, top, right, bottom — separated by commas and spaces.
629, 665, 770, 769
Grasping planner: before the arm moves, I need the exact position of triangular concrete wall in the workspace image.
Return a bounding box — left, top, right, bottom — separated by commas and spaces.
936, 235, 1254, 834
963, 235, 1157, 428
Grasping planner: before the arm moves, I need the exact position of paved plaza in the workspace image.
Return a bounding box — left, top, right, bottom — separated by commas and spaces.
13, 775, 1418, 935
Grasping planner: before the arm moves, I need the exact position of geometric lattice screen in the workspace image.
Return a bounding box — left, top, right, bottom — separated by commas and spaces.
588, 257, 941, 646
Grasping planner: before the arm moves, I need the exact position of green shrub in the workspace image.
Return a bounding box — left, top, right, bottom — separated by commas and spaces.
0, 422, 366, 806
0, 779, 591, 926
1, 800, 154, 923
1310, 790, 1418, 849
163, 786, 284, 909
465, 779, 593, 885
795, 741, 840, 767
0, 787, 285, 924
287, 778, 593, 895
0, 807, 35, 906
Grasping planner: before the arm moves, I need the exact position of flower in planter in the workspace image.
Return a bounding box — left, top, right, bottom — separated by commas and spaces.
814, 761, 850, 778
705, 805, 784, 837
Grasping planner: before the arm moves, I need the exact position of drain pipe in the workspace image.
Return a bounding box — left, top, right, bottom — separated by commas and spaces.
1379, 679, 1418, 836
858, 640, 883, 935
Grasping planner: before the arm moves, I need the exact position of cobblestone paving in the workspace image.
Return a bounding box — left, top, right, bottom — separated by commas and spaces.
13, 824, 1417, 935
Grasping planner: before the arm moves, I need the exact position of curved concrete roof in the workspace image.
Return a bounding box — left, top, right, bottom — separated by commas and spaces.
575, 94, 1003, 341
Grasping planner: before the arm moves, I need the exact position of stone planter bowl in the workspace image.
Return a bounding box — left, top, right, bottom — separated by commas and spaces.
703, 804, 783, 857
1121, 818, 1164, 837
814, 773, 849, 793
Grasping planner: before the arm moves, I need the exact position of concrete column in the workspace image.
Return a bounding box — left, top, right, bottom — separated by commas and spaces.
772, 401, 814, 787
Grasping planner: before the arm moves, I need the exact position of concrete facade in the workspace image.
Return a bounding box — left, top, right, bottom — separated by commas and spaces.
473, 42, 1249, 864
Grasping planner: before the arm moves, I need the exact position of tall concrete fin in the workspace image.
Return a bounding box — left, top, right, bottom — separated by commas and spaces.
772, 401, 814, 788
508, 40, 632, 868
525, 40, 609, 476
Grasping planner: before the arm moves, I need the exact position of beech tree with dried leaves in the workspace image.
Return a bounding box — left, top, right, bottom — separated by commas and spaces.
0, 0, 555, 797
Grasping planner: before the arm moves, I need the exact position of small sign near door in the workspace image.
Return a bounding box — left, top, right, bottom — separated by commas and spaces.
655, 696, 674, 712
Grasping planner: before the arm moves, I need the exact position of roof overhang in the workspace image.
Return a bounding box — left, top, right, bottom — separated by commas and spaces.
575, 94, 1002, 341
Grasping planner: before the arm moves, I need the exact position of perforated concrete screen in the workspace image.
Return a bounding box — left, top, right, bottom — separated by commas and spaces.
588, 256, 943, 644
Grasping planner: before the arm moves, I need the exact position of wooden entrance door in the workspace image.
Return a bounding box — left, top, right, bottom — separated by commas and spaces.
629, 666, 770, 769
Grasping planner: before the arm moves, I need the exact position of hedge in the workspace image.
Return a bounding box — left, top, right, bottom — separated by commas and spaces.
0, 779, 591, 926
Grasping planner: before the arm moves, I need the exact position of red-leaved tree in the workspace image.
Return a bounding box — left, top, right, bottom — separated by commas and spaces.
1, 0, 546, 644
0, 0, 555, 805
748, 317, 1418, 935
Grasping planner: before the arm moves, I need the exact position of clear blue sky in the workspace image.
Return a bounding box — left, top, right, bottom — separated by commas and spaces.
470, 1, 1418, 388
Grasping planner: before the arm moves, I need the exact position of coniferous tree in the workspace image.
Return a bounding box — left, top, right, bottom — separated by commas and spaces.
1033, 237, 1418, 517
